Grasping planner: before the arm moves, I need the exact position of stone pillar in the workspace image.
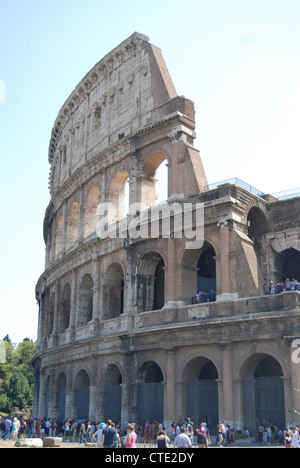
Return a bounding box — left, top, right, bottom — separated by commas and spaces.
164, 347, 176, 434
121, 351, 134, 424
220, 342, 234, 427
37, 369, 46, 418
217, 221, 234, 300
165, 238, 176, 307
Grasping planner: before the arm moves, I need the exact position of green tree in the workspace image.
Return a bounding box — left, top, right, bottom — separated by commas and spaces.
7, 372, 33, 408
0, 337, 36, 413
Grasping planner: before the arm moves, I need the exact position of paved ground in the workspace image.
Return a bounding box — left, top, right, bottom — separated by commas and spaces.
0, 438, 285, 448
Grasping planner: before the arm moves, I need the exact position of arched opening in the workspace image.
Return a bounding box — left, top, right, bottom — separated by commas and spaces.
183, 357, 219, 431
197, 245, 216, 301
181, 242, 217, 304
57, 373, 66, 422
48, 292, 55, 338
138, 361, 164, 427
84, 186, 100, 238
104, 364, 122, 423
137, 252, 165, 312
109, 169, 130, 222
66, 201, 79, 250
55, 214, 63, 258
247, 207, 268, 242
103, 263, 124, 320
77, 274, 93, 327
142, 153, 168, 209
75, 370, 90, 421
243, 354, 285, 434
247, 207, 268, 268
275, 248, 300, 283
59, 283, 71, 333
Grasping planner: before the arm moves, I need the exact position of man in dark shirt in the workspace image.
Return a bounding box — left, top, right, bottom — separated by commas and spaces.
101, 419, 118, 448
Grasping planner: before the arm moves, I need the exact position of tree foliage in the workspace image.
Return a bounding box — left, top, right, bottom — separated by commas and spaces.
0, 336, 36, 413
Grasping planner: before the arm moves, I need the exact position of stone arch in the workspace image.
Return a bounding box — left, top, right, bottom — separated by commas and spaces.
75, 369, 90, 421
77, 274, 94, 327
48, 292, 55, 338
103, 262, 124, 320
181, 241, 217, 304
103, 363, 123, 423
84, 185, 100, 238
141, 151, 169, 208
247, 206, 269, 241
182, 356, 219, 430
241, 353, 286, 433
56, 372, 67, 422
137, 361, 164, 427
137, 251, 166, 312
59, 283, 71, 333
66, 201, 79, 250
55, 213, 63, 258
108, 168, 130, 222
275, 248, 300, 283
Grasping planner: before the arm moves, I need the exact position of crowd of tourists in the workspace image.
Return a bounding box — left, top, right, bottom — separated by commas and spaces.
264, 278, 300, 295
193, 290, 217, 304
2, 413, 299, 448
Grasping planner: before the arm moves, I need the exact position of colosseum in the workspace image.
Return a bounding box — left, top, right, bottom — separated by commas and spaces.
34, 32, 300, 435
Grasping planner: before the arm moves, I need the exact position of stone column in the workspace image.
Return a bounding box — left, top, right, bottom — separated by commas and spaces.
165, 238, 176, 307
121, 351, 134, 424
219, 342, 234, 427
164, 347, 176, 434
217, 221, 234, 300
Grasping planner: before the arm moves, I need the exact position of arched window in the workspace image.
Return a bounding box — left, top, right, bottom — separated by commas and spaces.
55, 214, 63, 258
59, 283, 71, 333
84, 186, 100, 238
77, 274, 93, 327
197, 245, 216, 300
138, 252, 165, 312
109, 169, 130, 222
48, 292, 55, 338
275, 248, 300, 283
66, 202, 79, 250
142, 153, 168, 209
103, 263, 124, 320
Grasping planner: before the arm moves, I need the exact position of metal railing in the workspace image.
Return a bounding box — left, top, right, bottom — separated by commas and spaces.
204, 178, 264, 197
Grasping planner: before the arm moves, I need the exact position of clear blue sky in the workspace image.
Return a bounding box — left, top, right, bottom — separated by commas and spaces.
1, 0, 299, 343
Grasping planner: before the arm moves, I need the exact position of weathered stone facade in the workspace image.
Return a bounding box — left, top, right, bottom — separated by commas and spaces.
34, 33, 300, 434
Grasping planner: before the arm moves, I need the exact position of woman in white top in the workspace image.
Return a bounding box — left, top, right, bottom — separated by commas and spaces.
291, 427, 299, 448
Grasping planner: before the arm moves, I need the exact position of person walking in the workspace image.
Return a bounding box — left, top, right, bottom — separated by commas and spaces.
157, 430, 170, 448
174, 427, 192, 448
101, 419, 120, 448
126, 424, 137, 448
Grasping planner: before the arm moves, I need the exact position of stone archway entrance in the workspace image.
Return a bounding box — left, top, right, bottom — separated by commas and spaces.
137, 361, 164, 426
183, 357, 219, 431
243, 355, 285, 434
